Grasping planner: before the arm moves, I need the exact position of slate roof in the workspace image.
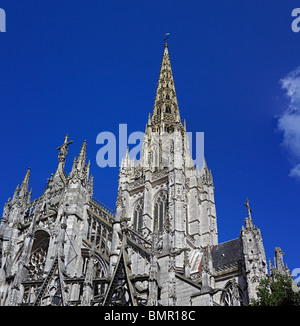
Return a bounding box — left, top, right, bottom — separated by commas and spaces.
211, 238, 243, 268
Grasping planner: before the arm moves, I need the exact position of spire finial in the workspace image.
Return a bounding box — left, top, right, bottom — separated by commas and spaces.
244, 197, 252, 219
163, 32, 170, 44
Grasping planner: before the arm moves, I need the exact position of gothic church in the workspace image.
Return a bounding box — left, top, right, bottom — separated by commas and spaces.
0, 43, 289, 306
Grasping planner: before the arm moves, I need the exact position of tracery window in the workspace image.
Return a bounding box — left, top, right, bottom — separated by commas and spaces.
220, 280, 244, 306
133, 199, 144, 233
153, 191, 168, 233
27, 230, 50, 281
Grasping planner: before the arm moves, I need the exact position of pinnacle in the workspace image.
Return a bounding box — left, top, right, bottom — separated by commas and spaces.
78, 140, 87, 160
75, 140, 87, 172
16, 167, 31, 198
22, 167, 31, 186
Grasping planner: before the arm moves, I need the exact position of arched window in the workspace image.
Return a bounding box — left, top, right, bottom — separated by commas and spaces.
220, 280, 244, 306
153, 191, 168, 233
27, 230, 50, 281
133, 199, 144, 233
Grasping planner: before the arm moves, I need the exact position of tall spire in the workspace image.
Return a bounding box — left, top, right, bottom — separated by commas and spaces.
150, 42, 181, 132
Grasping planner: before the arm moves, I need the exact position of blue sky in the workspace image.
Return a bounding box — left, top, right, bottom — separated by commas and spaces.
0, 1, 299, 272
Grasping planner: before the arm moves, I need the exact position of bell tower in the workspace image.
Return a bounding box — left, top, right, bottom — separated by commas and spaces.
112, 41, 219, 289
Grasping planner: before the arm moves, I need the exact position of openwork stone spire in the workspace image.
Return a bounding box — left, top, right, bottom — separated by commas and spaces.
150, 43, 181, 132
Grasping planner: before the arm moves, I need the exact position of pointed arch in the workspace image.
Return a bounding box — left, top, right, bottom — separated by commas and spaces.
27, 230, 50, 281
82, 251, 109, 279
153, 191, 168, 233
132, 199, 144, 234
220, 280, 244, 306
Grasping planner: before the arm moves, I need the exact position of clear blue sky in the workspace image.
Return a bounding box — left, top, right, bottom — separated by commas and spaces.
0, 1, 299, 272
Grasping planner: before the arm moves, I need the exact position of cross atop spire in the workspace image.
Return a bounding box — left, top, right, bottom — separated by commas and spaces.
55, 135, 73, 179
57, 134, 73, 162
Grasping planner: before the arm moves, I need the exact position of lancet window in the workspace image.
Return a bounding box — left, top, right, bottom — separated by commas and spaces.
153, 191, 168, 233
133, 199, 144, 233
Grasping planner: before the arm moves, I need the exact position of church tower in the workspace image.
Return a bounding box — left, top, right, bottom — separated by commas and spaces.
0, 40, 286, 306
112, 42, 219, 305
117, 43, 218, 243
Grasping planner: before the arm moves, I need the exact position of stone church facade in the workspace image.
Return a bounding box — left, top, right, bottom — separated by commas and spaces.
0, 43, 289, 306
